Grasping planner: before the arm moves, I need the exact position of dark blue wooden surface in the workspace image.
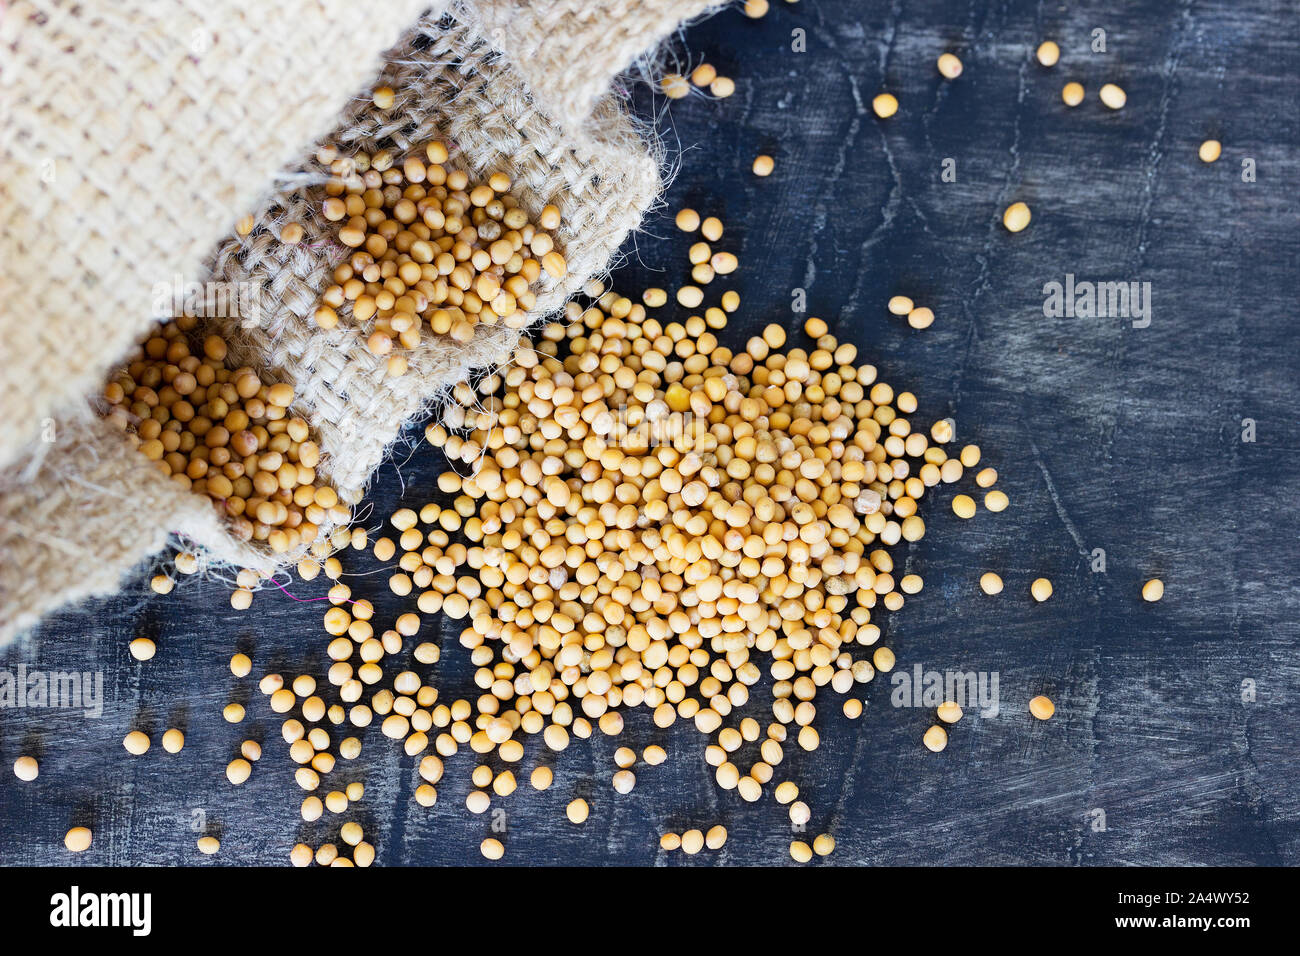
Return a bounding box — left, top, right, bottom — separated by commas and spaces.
2, 0, 1298, 866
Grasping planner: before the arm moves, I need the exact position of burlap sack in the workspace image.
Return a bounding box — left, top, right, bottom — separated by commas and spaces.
0, 0, 716, 644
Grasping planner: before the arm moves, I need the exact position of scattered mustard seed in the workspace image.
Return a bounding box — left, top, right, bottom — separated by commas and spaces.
1003, 201, 1032, 233
1099, 83, 1127, 110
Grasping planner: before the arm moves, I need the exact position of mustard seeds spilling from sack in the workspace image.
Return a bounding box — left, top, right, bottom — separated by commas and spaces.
313, 141, 567, 374
102, 316, 347, 552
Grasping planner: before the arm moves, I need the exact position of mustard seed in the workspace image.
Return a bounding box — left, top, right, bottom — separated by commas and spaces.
1003, 202, 1032, 233
923, 724, 948, 752
888, 295, 913, 315
65, 827, 92, 853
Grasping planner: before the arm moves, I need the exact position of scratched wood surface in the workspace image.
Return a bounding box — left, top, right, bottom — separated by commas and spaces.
2, 0, 1298, 867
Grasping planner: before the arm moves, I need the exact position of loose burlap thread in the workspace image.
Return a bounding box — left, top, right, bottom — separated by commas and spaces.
0, 0, 717, 645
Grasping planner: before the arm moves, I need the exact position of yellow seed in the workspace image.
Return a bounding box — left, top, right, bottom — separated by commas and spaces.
790, 840, 813, 863
705, 824, 727, 849
226, 758, 252, 785
937, 701, 963, 724
129, 637, 156, 661
752, 154, 775, 177
907, 307, 934, 330
223, 703, 245, 723
660, 832, 681, 851
1036, 41, 1060, 67
229, 653, 252, 677
952, 494, 976, 519
480, 837, 505, 860
566, 799, 589, 824
1061, 81, 1085, 107
681, 829, 705, 854
710, 76, 736, 98
1099, 83, 1127, 110
872, 92, 898, 118
979, 572, 1003, 595
150, 575, 174, 595
530, 766, 553, 790
937, 53, 963, 79
690, 63, 717, 87
675, 208, 701, 232
64, 827, 92, 853
872, 646, 896, 672
1199, 139, 1222, 163
975, 467, 998, 487
197, 836, 220, 855
1029, 695, 1056, 720
701, 216, 724, 241
14, 756, 38, 781
984, 489, 1009, 512
1031, 577, 1053, 602
887, 295, 913, 315
743, 0, 768, 16
279, 222, 304, 245
813, 833, 836, 856
923, 724, 948, 752
123, 731, 150, 755
661, 74, 690, 99
1002, 202, 1031, 233
372, 86, 395, 109
161, 729, 185, 753
1142, 578, 1164, 602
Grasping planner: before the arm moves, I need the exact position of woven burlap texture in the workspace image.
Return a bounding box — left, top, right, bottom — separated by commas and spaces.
0, 0, 430, 471
0, 0, 716, 646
